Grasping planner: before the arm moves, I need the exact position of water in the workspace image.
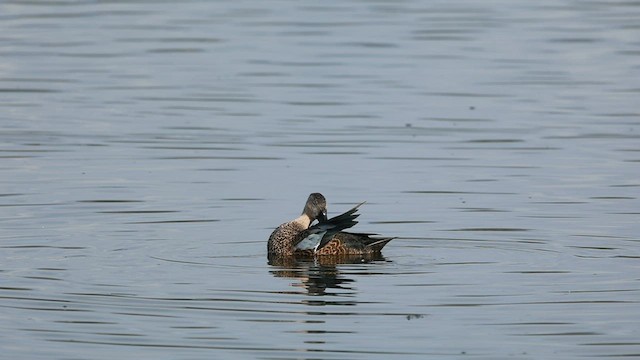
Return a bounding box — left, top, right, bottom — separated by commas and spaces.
1, 0, 639, 359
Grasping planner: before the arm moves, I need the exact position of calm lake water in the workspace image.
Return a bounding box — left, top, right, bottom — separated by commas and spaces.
1, 1, 639, 359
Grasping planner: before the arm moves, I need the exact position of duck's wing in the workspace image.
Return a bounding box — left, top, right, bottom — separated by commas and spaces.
294, 202, 364, 252
333, 232, 396, 252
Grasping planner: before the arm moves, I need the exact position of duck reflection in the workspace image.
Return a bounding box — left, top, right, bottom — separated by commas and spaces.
268, 253, 386, 296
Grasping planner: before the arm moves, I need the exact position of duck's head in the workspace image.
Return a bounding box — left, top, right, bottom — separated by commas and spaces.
303, 192, 327, 223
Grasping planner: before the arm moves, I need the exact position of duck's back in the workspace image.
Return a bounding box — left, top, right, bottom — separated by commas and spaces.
315, 232, 394, 255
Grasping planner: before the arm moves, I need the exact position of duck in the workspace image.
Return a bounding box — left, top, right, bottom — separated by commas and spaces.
267, 193, 394, 257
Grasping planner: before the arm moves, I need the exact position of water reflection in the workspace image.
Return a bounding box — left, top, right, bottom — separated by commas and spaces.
268, 254, 386, 296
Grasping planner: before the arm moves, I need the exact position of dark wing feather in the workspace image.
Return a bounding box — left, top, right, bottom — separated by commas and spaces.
315, 202, 365, 250
294, 202, 364, 251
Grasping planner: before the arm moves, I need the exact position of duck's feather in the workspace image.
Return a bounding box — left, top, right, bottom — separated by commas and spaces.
313, 232, 396, 255
293, 202, 364, 252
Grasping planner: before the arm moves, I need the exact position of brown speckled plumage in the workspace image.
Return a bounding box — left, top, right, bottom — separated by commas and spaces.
268, 193, 395, 258
315, 232, 394, 255
267, 221, 307, 256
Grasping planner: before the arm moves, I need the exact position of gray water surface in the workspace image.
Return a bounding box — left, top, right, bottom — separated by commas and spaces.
1, 1, 639, 359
